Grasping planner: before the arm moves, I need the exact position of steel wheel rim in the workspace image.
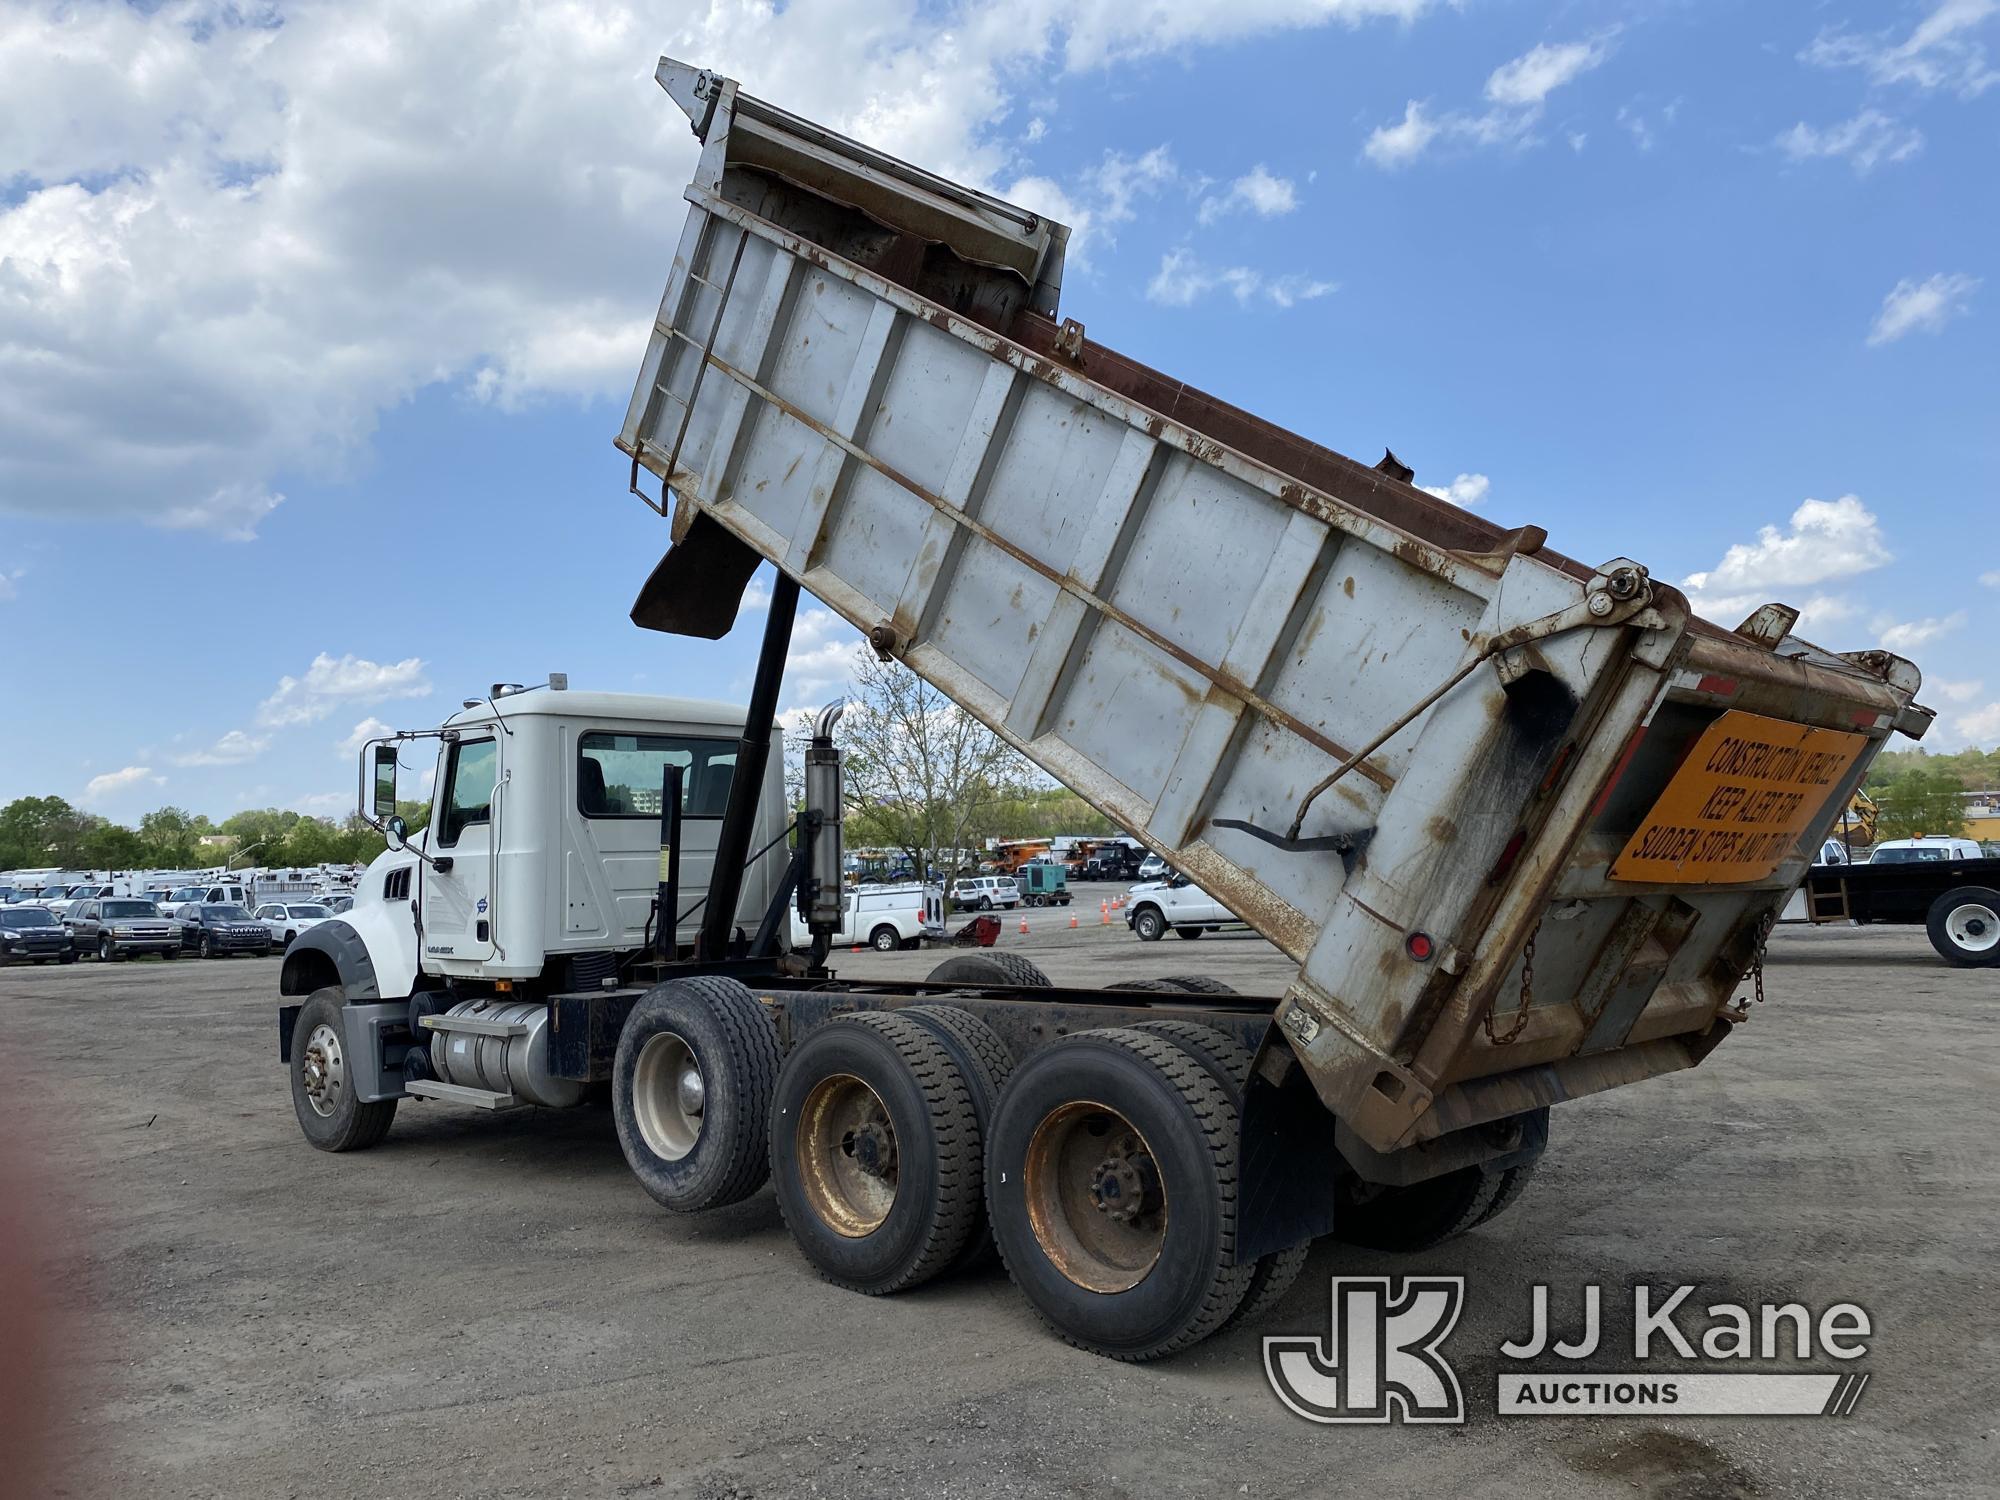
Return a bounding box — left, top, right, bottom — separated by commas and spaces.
796, 1072, 899, 1238
873, 928, 896, 951
1024, 1100, 1167, 1293
300, 1022, 345, 1119
1946, 902, 1999, 953
633, 1031, 704, 1161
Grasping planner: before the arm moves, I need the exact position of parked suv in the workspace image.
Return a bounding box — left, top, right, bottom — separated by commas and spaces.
0, 907, 76, 965
67, 899, 180, 962
254, 901, 334, 950
1125, 873, 1236, 941
180, 903, 274, 959
949, 875, 1020, 911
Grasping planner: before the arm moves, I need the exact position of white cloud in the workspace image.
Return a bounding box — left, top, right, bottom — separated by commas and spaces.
1197, 165, 1298, 225
1803, 0, 1999, 99
336, 716, 396, 758
1775, 110, 1924, 173
1959, 701, 2000, 746
292, 790, 352, 814
82, 765, 164, 803
1878, 611, 1967, 651
0, 1, 1436, 539
258, 653, 432, 728
782, 607, 867, 715
1981, 570, 2000, 587
1682, 497, 1892, 613
0, 567, 21, 602
1365, 36, 1610, 168
1931, 678, 1984, 703
1485, 40, 1610, 107
172, 729, 270, 767
1145, 250, 1334, 309
1867, 272, 1981, 345
1419, 473, 1490, 508
1364, 101, 1445, 167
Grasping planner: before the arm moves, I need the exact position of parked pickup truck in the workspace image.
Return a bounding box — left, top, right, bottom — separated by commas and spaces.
1795, 844, 2000, 965
1126, 874, 1239, 941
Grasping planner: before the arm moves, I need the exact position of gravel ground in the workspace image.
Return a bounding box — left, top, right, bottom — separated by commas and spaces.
0, 898, 1993, 1499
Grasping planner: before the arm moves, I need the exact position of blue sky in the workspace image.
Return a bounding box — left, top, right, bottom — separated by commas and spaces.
2, 0, 1995, 824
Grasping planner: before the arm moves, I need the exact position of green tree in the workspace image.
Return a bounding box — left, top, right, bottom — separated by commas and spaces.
1870, 764, 1970, 842
0, 796, 92, 868
78, 820, 146, 868
138, 806, 203, 867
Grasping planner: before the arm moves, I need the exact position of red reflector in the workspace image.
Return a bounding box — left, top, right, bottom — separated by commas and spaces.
1406, 932, 1434, 962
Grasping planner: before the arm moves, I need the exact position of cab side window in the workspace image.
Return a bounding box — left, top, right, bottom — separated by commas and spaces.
437, 738, 499, 848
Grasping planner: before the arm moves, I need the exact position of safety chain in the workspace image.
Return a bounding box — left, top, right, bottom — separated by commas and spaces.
1484, 924, 1539, 1046
1746, 914, 1773, 1005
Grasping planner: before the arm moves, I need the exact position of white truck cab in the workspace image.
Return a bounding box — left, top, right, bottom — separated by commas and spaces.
281, 686, 788, 1004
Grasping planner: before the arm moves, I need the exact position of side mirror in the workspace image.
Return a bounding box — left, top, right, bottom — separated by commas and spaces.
384, 814, 409, 852
372, 745, 400, 820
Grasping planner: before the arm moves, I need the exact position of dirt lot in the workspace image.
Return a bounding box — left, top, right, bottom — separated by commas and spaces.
0, 903, 1993, 1499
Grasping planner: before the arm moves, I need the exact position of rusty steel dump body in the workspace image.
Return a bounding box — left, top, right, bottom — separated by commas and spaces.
617, 60, 1930, 1155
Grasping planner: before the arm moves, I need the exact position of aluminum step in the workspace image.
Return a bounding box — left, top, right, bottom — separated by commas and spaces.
404, 1078, 520, 1111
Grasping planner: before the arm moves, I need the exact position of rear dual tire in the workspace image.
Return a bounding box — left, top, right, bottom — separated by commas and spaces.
613, 976, 780, 1214
987, 1028, 1252, 1361
770, 1011, 983, 1294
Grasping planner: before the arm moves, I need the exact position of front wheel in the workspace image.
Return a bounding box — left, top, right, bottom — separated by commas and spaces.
98, 935, 117, 962
58, 949, 78, 965
1927, 886, 2000, 967
291, 989, 397, 1152
1132, 907, 1165, 942
199, 934, 215, 959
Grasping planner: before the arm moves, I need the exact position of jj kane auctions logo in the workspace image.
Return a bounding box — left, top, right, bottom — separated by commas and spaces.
1266, 1278, 1872, 1423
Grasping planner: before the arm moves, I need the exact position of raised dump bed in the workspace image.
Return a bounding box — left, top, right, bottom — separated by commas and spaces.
618, 59, 1930, 1159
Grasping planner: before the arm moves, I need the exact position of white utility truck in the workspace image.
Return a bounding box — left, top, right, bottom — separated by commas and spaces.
281, 57, 1931, 1361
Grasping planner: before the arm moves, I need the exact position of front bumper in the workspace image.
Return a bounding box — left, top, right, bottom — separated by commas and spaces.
2, 939, 72, 960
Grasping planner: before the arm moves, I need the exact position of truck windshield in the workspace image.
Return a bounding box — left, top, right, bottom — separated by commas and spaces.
103, 901, 156, 917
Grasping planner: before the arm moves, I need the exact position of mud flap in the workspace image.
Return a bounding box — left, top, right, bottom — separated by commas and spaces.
631, 511, 765, 639
1237, 1059, 1345, 1263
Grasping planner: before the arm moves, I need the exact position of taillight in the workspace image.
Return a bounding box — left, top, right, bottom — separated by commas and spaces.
1405, 931, 1434, 962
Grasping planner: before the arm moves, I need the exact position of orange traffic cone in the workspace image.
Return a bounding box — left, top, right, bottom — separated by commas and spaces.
1100, 899, 1110, 925
1019, 913, 1029, 934
1069, 913, 1078, 929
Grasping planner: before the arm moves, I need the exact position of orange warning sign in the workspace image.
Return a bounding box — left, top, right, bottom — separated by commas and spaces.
1610, 710, 1868, 885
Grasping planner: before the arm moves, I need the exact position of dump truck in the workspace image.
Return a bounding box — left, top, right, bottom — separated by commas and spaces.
278, 57, 1932, 1362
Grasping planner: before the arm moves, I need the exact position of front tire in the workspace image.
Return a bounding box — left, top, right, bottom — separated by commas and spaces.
1132, 907, 1165, 942
1927, 886, 2000, 966
199, 934, 215, 959
612, 976, 780, 1213
290, 988, 397, 1152
98, 935, 117, 962
770, 1012, 982, 1294
988, 1028, 1250, 1360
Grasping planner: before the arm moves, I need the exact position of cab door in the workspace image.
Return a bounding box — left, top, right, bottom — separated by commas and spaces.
422, 733, 500, 964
